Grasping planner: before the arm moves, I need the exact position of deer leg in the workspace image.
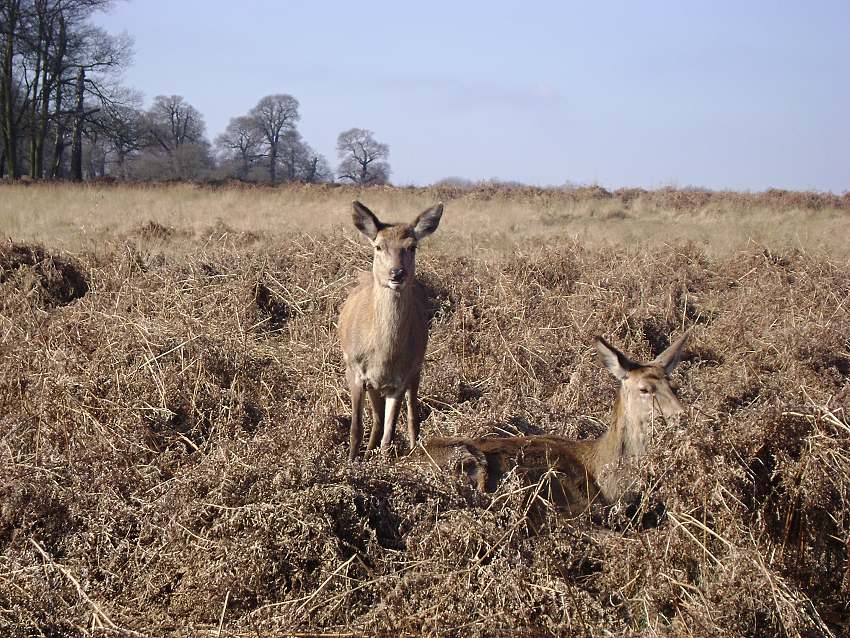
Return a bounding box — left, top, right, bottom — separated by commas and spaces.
380, 391, 404, 451
366, 387, 385, 452
405, 372, 422, 452
347, 369, 364, 462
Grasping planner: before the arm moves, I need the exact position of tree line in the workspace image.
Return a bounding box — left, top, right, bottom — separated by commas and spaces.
0, 0, 391, 184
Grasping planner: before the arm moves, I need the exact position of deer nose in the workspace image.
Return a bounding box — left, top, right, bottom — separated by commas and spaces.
390, 267, 406, 281
667, 397, 685, 417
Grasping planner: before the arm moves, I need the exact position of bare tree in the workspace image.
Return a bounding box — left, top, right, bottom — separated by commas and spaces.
336, 128, 390, 185
68, 64, 84, 179
62, 22, 132, 179
275, 128, 332, 183
277, 128, 302, 182
215, 114, 262, 180
303, 151, 333, 184
136, 94, 211, 179
144, 94, 205, 152
248, 93, 299, 183
21, 1, 128, 178
0, 0, 130, 179
91, 88, 142, 178
1, 0, 25, 177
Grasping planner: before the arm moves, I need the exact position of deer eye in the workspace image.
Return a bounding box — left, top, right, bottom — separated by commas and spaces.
375, 245, 383, 252
639, 387, 651, 395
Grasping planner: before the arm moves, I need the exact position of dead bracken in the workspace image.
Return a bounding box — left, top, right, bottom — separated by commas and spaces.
0, 242, 89, 308
0, 228, 848, 637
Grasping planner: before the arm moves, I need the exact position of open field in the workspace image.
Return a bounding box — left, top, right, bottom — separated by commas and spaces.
1, 183, 849, 636
2, 181, 850, 256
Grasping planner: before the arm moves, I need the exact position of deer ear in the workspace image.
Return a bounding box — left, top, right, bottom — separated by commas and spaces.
652, 331, 689, 374
351, 201, 384, 240
595, 337, 638, 380
413, 203, 443, 240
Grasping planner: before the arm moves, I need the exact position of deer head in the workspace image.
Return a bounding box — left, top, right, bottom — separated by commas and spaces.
351, 201, 443, 292
595, 333, 688, 454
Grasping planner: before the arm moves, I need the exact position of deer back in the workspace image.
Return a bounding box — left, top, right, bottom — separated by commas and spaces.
416, 435, 604, 514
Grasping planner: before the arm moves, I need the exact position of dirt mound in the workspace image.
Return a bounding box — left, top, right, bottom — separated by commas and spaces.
0, 233, 848, 636
202, 220, 264, 248
130, 219, 197, 244
132, 219, 179, 241
0, 242, 88, 308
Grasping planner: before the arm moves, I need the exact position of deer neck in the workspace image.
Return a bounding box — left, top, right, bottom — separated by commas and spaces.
370, 279, 415, 347
592, 389, 645, 501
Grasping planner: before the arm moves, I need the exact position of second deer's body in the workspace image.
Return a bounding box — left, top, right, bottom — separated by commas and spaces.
414, 334, 688, 515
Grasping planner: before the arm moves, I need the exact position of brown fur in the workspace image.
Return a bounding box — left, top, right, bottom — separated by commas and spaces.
339, 201, 444, 460
413, 334, 688, 516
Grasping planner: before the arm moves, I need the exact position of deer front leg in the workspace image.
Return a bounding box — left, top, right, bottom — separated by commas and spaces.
366, 387, 385, 452
380, 391, 404, 451
405, 371, 421, 452
347, 369, 365, 461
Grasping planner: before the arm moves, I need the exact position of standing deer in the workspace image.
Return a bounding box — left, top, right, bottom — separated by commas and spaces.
339, 200, 444, 460
413, 333, 688, 515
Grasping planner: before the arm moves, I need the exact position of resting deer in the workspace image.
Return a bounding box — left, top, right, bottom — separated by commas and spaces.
339, 200, 444, 460
413, 333, 688, 515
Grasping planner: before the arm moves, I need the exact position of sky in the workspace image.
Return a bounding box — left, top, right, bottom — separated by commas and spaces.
93, 0, 850, 192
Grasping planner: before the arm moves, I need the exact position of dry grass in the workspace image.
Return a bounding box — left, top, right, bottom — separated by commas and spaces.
1, 183, 849, 636
1, 181, 849, 256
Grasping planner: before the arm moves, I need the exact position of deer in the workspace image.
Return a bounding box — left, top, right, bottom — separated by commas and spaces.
338, 200, 444, 461
412, 333, 689, 516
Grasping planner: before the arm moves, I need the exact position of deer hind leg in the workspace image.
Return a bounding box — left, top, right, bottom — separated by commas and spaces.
366, 387, 385, 452
380, 391, 404, 451
347, 369, 365, 461
405, 372, 421, 452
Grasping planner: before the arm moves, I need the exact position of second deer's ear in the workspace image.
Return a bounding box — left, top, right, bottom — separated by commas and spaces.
595, 337, 638, 380
413, 203, 443, 240
652, 331, 689, 374
352, 201, 384, 240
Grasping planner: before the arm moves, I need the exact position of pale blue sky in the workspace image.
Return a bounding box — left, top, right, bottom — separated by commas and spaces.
94, 1, 850, 191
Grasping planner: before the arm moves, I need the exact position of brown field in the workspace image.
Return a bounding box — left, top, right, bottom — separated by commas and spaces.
2, 181, 850, 256
1, 182, 849, 636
